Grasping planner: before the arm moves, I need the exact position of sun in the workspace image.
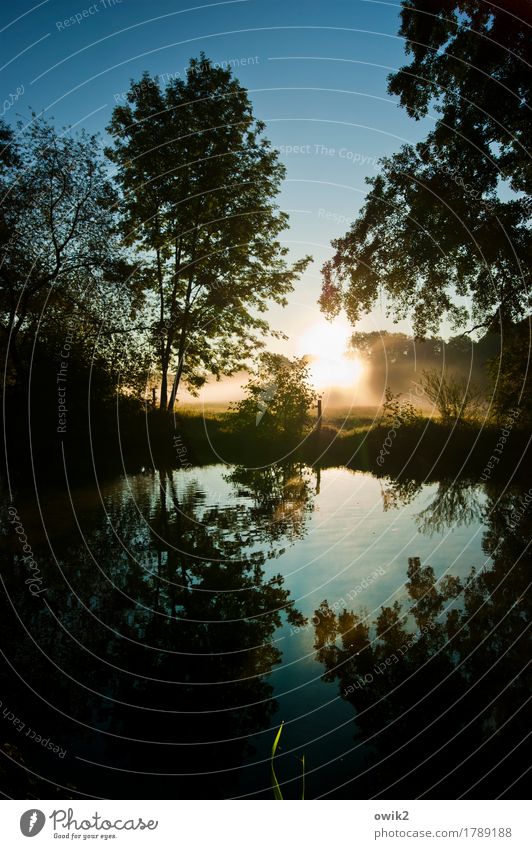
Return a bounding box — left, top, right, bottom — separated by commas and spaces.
296, 318, 364, 390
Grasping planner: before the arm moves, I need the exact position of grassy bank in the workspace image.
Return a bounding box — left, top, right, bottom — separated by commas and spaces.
159, 410, 531, 484
4, 399, 530, 487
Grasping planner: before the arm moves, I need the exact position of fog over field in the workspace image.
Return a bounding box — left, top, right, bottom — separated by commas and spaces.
178, 329, 502, 413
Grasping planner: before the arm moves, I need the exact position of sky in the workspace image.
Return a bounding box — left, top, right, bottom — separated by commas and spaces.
1, 0, 439, 403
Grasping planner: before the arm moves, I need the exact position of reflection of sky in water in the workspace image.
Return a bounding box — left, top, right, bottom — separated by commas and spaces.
96, 463, 492, 796
10, 463, 511, 798
218, 466, 489, 793
129, 463, 490, 794
272, 469, 488, 619
139, 464, 490, 622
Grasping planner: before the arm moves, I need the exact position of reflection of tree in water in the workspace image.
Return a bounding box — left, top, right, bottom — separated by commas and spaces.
313, 488, 530, 798
415, 478, 483, 535
380, 476, 423, 512
0, 464, 308, 798
225, 462, 316, 545
381, 476, 483, 536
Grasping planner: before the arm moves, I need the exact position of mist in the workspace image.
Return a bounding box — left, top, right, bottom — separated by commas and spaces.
175, 331, 501, 413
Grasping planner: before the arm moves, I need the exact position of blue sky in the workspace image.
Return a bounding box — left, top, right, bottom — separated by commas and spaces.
1, 0, 437, 382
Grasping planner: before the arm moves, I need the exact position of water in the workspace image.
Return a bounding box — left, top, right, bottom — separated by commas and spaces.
1, 463, 529, 798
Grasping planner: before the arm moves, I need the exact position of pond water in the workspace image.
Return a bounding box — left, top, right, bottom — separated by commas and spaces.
1, 463, 529, 799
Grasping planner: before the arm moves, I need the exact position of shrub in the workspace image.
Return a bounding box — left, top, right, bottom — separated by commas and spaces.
418, 369, 483, 424
231, 353, 318, 438
380, 386, 421, 427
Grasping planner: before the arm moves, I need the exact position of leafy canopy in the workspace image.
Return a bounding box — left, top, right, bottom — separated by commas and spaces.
106, 55, 310, 408
0, 115, 144, 385
321, 2, 531, 336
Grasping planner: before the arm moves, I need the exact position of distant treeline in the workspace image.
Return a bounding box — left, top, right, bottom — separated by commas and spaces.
350, 329, 503, 405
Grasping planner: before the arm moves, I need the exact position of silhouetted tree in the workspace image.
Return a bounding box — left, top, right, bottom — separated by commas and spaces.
107, 56, 310, 411
0, 116, 140, 378
488, 319, 532, 426
321, 2, 531, 337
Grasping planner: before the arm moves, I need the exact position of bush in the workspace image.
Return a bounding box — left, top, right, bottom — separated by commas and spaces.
231, 353, 318, 439
380, 386, 421, 427
418, 369, 483, 424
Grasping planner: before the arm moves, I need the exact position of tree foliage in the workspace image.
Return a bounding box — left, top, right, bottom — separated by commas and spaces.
107, 55, 310, 411
232, 352, 318, 438
418, 368, 483, 423
321, 2, 531, 336
0, 115, 145, 382
389, 0, 531, 192
488, 319, 532, 426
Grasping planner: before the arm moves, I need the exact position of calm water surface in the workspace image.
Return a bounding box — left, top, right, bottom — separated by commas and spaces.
1, 464, 529, 798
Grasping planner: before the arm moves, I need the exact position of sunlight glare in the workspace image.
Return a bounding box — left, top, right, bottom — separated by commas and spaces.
296, 319, 364, 389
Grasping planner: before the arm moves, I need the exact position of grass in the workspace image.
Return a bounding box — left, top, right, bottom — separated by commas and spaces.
160, 408, 531, 484
270, 722, 306, 800
174, 402, 380, 427
21, 397, 527, 486
174, 403, 232, 420
322, 405, 380, 429
271, 722, 284, 800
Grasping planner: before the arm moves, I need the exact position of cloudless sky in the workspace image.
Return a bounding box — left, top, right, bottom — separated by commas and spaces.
1, 0, 440, 394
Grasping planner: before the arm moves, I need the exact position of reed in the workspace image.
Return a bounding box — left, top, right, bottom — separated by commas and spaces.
270, 722, 306, 800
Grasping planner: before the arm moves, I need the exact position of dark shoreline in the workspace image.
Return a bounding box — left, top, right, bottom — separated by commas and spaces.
3, 407, 531, 490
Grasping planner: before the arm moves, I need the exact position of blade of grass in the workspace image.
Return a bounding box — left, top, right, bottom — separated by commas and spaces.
271, 721, 284, 800
301, 753, 305, 800
271, 721, 284, 759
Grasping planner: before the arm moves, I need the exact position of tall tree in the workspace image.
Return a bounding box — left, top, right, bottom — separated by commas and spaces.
321, 1, 531, 337
107, 55, 310, 412
0, 116, 138, 378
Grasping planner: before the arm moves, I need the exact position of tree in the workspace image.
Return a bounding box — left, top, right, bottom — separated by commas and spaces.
0, 116, 136, 377
389, 0, 531, 194
232, 352, 318, 438
107, 56, 310, 412
321, 2, 531, 336
418, 368, 483, 423
487, 318, 532, 425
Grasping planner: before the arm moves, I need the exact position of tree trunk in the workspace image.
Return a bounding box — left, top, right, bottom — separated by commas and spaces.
155, 241, 168, 412
159, 361, 168, 411
167, 277, 194, 411
167, 352, 184, 412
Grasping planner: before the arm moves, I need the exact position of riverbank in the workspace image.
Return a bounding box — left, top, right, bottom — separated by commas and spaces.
169, 412, 531, 483
3, 403, 530, 488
